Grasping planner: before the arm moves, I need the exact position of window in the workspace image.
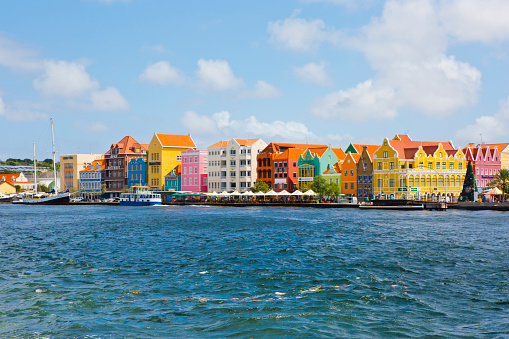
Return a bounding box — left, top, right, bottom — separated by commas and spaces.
436, 162, 440, 169
195, 167, 198, 174
350, 170, 354, 176
383, 151, 388, 158
450, 163, 454, 170
293, 172, 296, 178
195, 156, 198, 163
194, 178, 198, 185
377, 162, 382, 170
458, 163, 463, 170
230, 160, 236, 166
428, 162, 433, 169
350, 182, 354, 189
293, 162, 297, 167
177, 156, 181, 161
184, 157, 187, 163
442, 162, 446, 169
389, 179, 395, 187
389, 162, 394, 169
283, 162, 287, 167
345, 183, 348, 190
230, 148, 236, 155
344, 170, 348, 176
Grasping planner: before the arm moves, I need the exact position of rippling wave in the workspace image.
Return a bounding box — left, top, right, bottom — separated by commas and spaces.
0, 205, 508, 337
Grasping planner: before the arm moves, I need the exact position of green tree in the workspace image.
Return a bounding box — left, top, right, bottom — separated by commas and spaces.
459, 161, 477, 202
311, 176, 328, 199
15, 185, 21, 193
327, 182, 342, 200
251, 181, 270, 193
493, 168, 509, 201
38, 183, 50, 193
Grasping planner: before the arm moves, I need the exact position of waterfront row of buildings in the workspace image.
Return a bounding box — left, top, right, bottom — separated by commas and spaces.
1, 133, 507, 201
52, 132, 509, 201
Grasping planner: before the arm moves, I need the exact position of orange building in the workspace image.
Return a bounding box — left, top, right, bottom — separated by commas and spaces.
342, 152, 361, 197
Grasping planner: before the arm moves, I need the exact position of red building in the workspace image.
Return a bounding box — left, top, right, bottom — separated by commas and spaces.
257, 142, 328, 192
105, 136, 148, 197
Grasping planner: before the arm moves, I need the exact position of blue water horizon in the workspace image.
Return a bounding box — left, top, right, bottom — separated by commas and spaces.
1, 205, 508, 338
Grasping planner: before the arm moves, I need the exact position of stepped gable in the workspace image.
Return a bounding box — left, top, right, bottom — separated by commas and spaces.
156, 134, 196, 148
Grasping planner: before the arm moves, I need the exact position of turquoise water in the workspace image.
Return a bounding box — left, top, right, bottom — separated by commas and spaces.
0, 205, 508, 338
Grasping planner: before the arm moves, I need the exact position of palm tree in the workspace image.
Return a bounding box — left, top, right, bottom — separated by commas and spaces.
494, 169, 509, 201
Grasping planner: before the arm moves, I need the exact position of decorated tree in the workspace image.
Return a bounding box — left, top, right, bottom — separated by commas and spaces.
459, 161, 477, 202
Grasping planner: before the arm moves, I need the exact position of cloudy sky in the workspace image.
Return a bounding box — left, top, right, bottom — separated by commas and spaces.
1, 0, 509, 160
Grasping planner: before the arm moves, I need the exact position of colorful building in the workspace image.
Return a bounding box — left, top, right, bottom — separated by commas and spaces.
373, 135, 466, 201
256, 143, 329, 192
297, 147, 341, 191
463, 144, 501, 189
164, 165, 181, 192
1, 172, 35, 191
104, 136, 148, 197
79, 159, 106, 199
0, 180, 16, 194
60, 154, 104, 192
356, 145, 380, 200
478, 143, 509, 170
127, 158, 147, 187
147, 134, 196, 191
207, 138, 267, 192
322, 162, 342, 190
181, 148, 208, 193
342, 152, 361, 197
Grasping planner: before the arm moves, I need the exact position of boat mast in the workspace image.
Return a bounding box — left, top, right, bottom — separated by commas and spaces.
51, 117, 58, 193
33, 142, 37, 194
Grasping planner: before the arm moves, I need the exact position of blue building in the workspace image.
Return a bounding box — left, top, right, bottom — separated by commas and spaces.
79, 160, 106, 199
127, 158, 147, 187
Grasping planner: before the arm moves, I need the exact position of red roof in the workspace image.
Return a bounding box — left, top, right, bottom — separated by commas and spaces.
388, 139, 457, 159
106, 136, 147, 155
209, 140, 229, 148
0, 173, 20, 182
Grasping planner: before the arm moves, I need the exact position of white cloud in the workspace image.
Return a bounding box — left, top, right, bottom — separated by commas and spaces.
294, 62, 332, 85
326, 133, 354, 143
311, 0, 481, 121
90, 87, 129, 111
79, 121, 109, 133
181, 110, 314, 141
196, 59, 243, 90
439, 0, 509, 42
312, 80, 397, 121
141, 44, 166, 54
239, 80, 282, 99
0, 97, 4, 115
0, 35, 41, 71
455, 97, 509, 142
33, 60, 99, 98
304, 0, 375, 8
267, 13, 340, 52
140, 61, 184, 85
180, 110, 219, 135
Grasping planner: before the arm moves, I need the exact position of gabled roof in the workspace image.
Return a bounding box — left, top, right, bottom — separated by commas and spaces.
259, 142, 329, 155
209, 140, 229, 148
0, 173, 20, 182
107, 136, 147, 155
345, 153, 361, 164
0, 180, 15, 188
165, 164, 181, 177
233, 138, 263, 146
307, 146, 329, 157
393, 134, 412, 141
388, 138, 457, 160
479, 143, 509, 152
156, 134, 196, 148
348, 144, 381, 155
332, 148, 346, 161
323, 162, 342, 174
275, 148, 306, 160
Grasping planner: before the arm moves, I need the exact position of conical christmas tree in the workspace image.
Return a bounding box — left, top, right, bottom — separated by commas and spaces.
459, 161, 477, 202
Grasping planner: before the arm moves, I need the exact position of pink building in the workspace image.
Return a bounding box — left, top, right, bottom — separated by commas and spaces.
181, 148, 208, 192
464, 144, 501, 189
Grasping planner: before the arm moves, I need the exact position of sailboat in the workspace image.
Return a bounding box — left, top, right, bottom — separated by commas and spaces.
22, 118, 70, 205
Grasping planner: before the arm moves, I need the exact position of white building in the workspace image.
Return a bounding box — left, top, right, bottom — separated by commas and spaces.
207, 138, 267, 192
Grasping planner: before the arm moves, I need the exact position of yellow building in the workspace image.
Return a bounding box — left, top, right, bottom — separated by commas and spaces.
373, 135, 467, 202
0, 181, 16, 194
147, 133, 196, 190
59, 154, 104, 192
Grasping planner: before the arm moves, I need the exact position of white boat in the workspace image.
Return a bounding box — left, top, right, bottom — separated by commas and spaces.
119, 186, 161, 206
23, 118, 70, 205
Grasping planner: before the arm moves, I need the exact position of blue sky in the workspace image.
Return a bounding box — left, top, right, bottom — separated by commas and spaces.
1, 0, 509, 161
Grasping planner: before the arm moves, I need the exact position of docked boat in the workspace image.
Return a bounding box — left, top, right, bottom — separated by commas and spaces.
23, 118, 70, 206
23, 192, 70, 205
119, 186, 161, 206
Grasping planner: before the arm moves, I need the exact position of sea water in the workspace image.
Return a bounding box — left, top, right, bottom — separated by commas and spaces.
0, 205, 508, 338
